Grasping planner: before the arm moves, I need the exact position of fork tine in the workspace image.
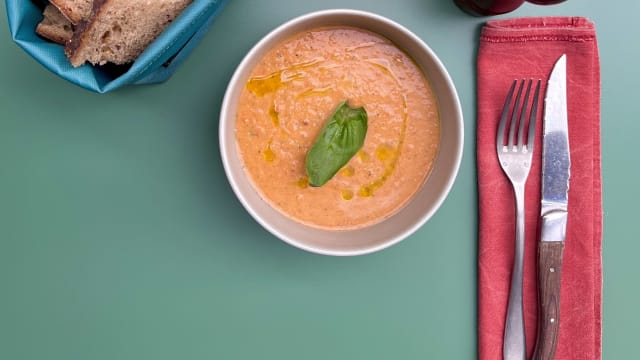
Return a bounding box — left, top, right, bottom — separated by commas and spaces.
508, 80, 526, 149
526, 79, 542, 153
497, 80, 518, 154
517, 79, 533, 151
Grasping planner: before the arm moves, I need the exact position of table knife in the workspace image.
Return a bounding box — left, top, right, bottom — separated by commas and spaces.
532, 54, 571, 360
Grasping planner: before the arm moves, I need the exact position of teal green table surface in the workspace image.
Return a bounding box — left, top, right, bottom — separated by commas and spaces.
1, 1, 638, 359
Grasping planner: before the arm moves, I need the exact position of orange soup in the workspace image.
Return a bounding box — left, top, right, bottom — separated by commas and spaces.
235, 26, 440, 229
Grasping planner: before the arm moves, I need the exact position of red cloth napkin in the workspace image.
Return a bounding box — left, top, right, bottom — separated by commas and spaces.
477, 17, 602, 360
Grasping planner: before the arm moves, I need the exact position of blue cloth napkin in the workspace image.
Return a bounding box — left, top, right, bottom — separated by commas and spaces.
6, 0, 229, 93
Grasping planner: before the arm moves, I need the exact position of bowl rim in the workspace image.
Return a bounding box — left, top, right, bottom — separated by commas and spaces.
219, 8, 464, 256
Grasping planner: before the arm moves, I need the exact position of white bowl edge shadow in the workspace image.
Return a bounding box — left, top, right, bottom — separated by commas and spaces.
219, 9, 464, 256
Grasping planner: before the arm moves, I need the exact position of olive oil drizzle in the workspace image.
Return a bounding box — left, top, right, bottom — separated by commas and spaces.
357, 63, 408, 198
269, 104, 279, 127
262, 139, 276, 162
296, 85, 333, 99
246, 58, 324, 97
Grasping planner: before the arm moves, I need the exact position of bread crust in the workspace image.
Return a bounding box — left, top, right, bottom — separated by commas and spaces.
36, 4, 74, 45
49, 0, 93, 24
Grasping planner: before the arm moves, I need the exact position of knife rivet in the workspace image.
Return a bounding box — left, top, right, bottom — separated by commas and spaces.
549, 267, 555, 273
550, 318, 555, 323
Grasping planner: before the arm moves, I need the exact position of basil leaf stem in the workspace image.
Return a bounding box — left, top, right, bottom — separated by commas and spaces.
305, 101, 368, 187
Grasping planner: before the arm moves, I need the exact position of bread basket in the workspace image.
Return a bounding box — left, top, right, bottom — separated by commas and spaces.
6, 0, 229, 93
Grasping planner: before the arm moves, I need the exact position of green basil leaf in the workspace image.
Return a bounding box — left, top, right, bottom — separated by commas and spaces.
305, 101, 368, 187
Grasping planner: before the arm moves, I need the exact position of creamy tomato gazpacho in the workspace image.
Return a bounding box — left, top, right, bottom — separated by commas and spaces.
235, 26, 440, 229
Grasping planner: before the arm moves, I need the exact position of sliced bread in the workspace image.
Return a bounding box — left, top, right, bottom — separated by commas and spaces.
35, 4, 74, 45
49, 0, 93, 24
65, 0, 193, 68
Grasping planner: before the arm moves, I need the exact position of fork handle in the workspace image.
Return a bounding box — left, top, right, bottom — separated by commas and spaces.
504, 183, 526, 360
532, 241, 564, 360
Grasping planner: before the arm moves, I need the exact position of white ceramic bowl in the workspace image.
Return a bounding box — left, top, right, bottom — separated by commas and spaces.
220, 9, 463, 256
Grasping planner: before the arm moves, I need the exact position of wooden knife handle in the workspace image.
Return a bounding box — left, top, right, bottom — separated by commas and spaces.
532, 241, 564, 360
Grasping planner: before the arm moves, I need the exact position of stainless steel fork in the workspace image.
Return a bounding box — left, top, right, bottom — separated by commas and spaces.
497, 78, 542, 360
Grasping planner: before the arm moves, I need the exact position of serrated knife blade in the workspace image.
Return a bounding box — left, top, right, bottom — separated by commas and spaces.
532, 54, 570, 360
